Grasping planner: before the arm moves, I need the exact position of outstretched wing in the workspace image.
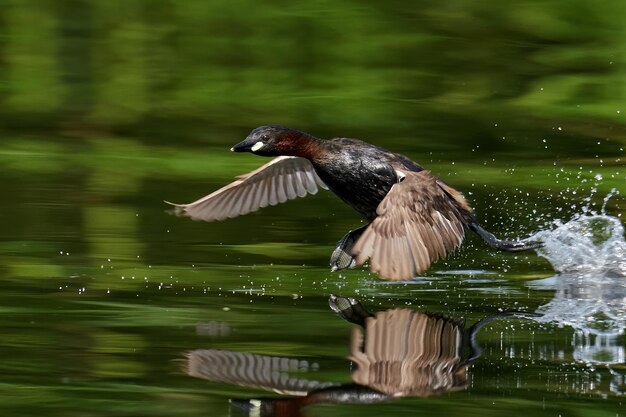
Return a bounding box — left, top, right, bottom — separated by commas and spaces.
186, 349, 336, 396
351, 170, 473, 280
167, 156, 328, 222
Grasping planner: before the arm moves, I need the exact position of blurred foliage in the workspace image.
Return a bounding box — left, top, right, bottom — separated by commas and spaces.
0, 0, 625, 152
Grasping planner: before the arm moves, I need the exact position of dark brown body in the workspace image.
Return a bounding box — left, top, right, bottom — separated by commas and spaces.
309, 138, 428, 221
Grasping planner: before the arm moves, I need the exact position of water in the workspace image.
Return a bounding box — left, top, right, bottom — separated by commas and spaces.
532, 214, 626, 366
535, 213, 626, 276
1, 1, 626, 416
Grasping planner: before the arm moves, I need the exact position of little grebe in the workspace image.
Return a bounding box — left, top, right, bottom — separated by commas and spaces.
168, 125, 541, 280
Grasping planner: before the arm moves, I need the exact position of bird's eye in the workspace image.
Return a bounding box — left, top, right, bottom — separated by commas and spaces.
262, 135, 269, 140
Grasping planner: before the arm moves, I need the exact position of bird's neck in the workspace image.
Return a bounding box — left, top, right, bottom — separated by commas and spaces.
279, 132, 323, 160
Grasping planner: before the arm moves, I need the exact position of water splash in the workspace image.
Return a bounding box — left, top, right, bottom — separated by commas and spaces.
534, 214, 626, 276
529, 212, 626, 363
535, 270, 626, 332
533, 269, 626, 365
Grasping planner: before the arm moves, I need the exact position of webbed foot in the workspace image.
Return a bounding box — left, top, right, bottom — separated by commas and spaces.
328, 295, 373, 326
329, 225, 368, 271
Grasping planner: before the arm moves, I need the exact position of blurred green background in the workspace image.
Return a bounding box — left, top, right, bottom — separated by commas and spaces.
3, 0, 626, 150
0, 1, 624, 416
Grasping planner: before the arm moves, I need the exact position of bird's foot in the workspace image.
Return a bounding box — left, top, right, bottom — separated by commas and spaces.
470, 222, 543, 252
495, 238, 544, 252
329, 225, 368, 272
328, 295, 372, 326
329, 248, 357, 272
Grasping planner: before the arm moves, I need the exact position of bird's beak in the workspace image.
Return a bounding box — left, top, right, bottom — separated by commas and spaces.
230, 137, 255, 152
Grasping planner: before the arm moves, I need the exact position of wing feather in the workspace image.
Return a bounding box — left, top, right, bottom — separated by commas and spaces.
276, 171, 287, 203
352, 170, 473, 280
241, 182, 256, 215
294, 170, 308, 197
167, 156, 327, 222
186, 349, 336, 396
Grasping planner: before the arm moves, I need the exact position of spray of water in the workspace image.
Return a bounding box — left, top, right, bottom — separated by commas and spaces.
533, 213, 626, 276
529, 196, 626, 363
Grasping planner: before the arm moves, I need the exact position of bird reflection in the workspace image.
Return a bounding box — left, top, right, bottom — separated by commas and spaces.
338, 297, 469, 397
185, 296, 538, 417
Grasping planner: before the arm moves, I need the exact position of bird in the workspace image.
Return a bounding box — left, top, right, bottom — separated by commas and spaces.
167, 125, 541, 280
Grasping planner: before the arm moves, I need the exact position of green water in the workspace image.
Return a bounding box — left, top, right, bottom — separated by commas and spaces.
1, 1, 625, 416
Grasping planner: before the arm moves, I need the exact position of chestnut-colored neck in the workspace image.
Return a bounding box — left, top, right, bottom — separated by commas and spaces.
279, 131, 322, 160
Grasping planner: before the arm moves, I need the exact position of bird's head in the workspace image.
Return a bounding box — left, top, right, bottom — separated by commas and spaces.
231, 125, 314, 157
